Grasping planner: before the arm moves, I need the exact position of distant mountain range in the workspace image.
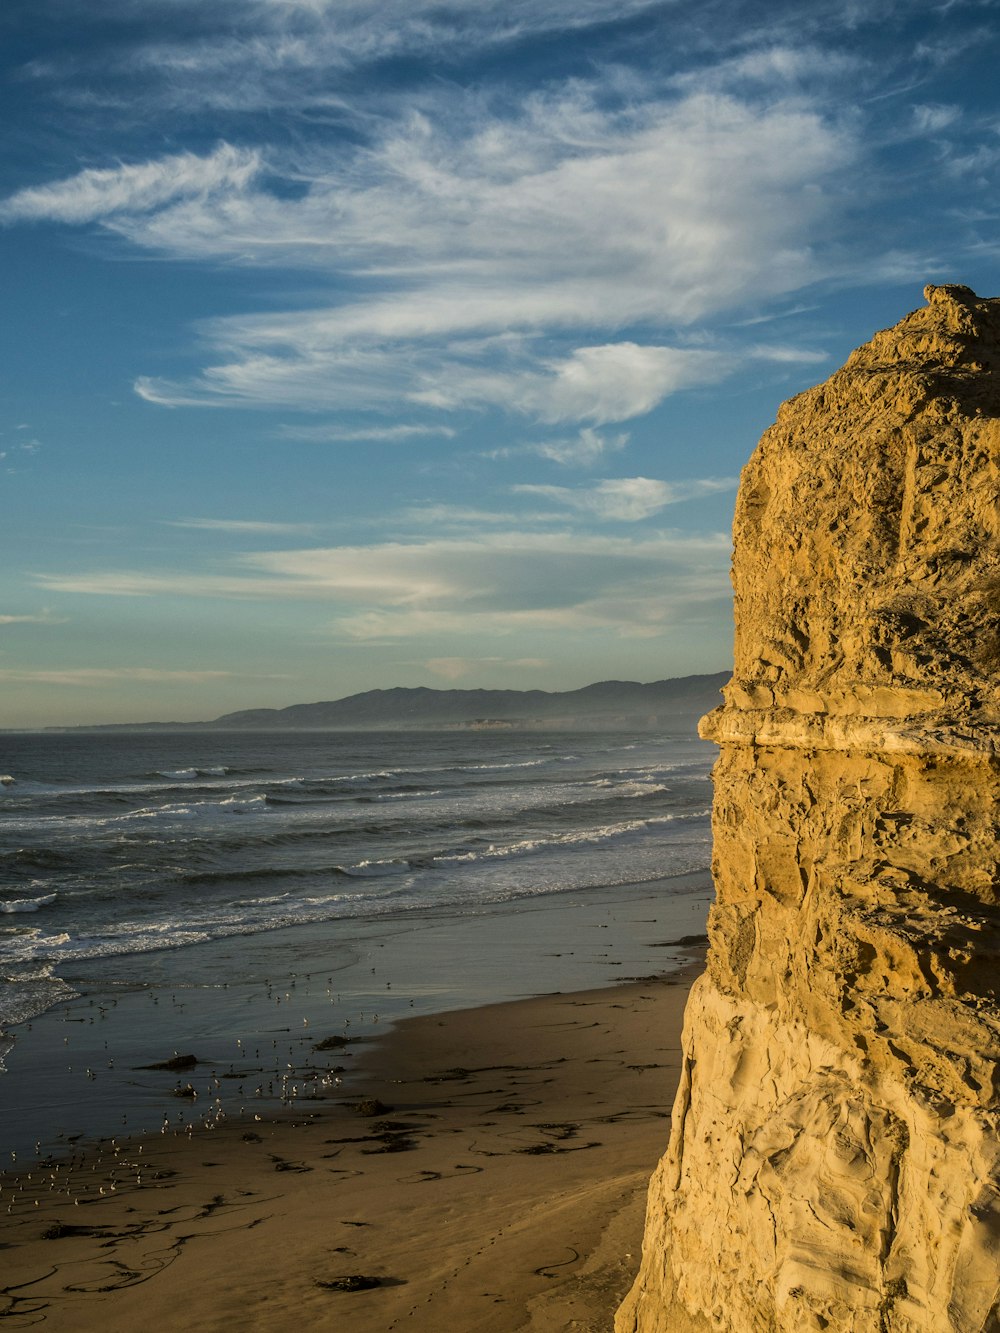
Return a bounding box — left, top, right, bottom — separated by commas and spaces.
205, 672, 729, 730
77, 672, 730, 732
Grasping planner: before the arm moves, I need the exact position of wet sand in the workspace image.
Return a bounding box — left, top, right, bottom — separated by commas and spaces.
0, 874, 712, 1162
0, 961, 700, 1331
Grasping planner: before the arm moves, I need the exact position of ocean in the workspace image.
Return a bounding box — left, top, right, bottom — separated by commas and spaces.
0, 725, 714, 1158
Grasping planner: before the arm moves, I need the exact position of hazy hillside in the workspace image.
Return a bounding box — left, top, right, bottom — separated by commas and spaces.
197, 672, 729, 731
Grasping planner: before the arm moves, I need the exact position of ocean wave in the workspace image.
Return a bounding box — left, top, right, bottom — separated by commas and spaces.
346, 857, 414, 877
0, 847, 76, 872
182, 863, 335, 887
583, 779, 670, 797
1, 925, 210, 968
153, 765, 230, 779
215, 794, 268, 812
13, 793, 271, 831
1, 893, 57, 914
0, 729, 715, 983
3, 959, 64, 983
9, 772, 290, 806
435, 811, 710, 866
0, 775, 15, 788
466, 758, 549, 771
4, 930, 72, 955
176, 810, 709, 888
0, 852, 711, 974
0, 969, 79, 1048
182, 856, 417, 888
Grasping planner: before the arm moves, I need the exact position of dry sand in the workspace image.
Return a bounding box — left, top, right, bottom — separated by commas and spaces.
0, 962, 699, 1332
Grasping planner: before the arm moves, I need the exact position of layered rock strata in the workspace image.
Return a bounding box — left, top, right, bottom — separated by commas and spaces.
618, 285, 1000, 1333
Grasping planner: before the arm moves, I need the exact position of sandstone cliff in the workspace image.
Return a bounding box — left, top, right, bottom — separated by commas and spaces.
617, 284, 1000, 1333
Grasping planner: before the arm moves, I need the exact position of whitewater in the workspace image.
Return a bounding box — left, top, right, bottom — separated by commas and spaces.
0, 725, 713, 1155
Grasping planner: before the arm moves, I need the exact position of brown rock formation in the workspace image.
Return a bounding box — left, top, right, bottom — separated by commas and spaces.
617, 285, 1000, 1333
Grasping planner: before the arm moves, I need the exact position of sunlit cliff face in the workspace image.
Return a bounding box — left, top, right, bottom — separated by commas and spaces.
618, 286, 1000, 1333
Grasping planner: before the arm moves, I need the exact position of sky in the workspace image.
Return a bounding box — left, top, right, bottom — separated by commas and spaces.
2, 0, 1000, 727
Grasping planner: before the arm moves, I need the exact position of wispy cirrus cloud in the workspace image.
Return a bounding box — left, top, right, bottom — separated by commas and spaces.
424, 655, 549, 681
912, 103, 961, 134
276, 423, 457, 443
33, 528, 733, 641
6, 84, 855, 423
135, 338, 731, 425
397, 505, 532, 528
0, 667, 286, 686
409, 344, 730, 425
332, 583, 731, 642
35, 0, 675, 112
0, 611, 68, 625
514, 476, 737, 522
0, 144, 261, 225
482, 428, 629, 468
535, 428, 629, 468
165, 517, 318, 534
21, 2, 955, 121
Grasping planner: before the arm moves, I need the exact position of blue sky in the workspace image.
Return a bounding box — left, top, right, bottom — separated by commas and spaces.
2, 0, 999, 726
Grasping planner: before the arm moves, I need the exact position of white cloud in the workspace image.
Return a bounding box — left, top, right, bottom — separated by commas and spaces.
514, 476, 737, 521
112, 0, 672, 104
34, 529, 732, 641
425, 656, 480, 682
166, 517, 318, 534
0, 144, 262, 225
526, 345, 728, 424
913, 103, 961, 133
276, 423, 457, 443
31, 571, 294, 599
0, 668, 278, 686
398, 504, 532, 528
137, 339, 730, 424
406, 343, 729, 425
745, 342, 829, 365
332, 583, 730, 641
4, 87, 855, 422
424, 655, 550, 680
669, 44, 862, 97
482, 428, 627, 466
0, 612, 68, 625
530, 427, 628, 467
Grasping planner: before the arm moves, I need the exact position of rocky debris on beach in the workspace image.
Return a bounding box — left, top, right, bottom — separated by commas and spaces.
315, 1274, 383, 1292
619, 285, 1000, 1332
353, 1097, 392, 1117
312, 1034, 355, 1051
143, 1052, 199, 1071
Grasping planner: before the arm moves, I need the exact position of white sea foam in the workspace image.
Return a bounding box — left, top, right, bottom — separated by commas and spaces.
0, 729, 714, 1003
435, 811, 709, 865
0, 966, 78, 1051
346, 857, 411, 876
1, 893, 57, 914
155, 765, 231, 779
12, 793, 272, 833
466, 758, 549, 771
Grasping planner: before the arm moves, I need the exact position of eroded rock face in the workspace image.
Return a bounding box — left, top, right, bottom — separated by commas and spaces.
617, 285, 1000, 1333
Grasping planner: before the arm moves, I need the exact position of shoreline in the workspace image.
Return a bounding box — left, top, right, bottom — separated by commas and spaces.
0, 872, 711, 1163
0, 960, 701, 1331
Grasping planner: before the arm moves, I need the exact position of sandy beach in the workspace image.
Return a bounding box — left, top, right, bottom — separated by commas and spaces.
0, 959, 700, 1331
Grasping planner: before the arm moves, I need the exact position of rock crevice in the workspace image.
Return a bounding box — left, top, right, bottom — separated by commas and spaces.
618, 285, 1000, 1333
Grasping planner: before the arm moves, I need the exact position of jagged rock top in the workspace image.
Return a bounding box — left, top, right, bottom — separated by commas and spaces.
719, 283, 1000, 739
